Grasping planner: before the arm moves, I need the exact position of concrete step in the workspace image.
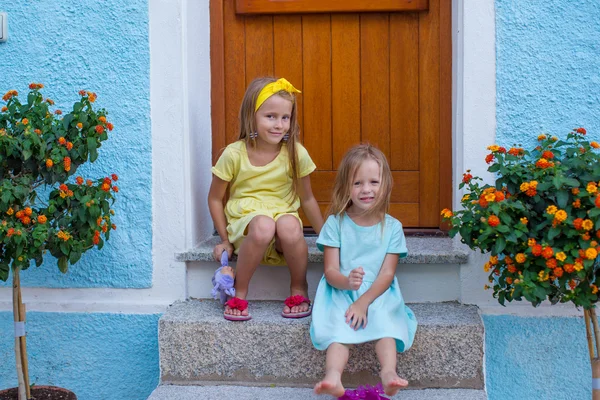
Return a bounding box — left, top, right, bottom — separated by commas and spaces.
178, 236, 470, 304
159, 300, 483, 389
148, 385, 487, 400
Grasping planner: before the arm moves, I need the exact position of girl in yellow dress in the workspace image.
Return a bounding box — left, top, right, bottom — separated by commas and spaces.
208, 77, 324, 321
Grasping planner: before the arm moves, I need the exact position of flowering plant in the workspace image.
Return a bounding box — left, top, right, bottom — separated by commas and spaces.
441, 128, 600, 309
1, 83, 119, 397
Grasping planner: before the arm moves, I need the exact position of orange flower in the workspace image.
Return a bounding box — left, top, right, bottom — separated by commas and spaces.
592, 285, 599, 295
462, 173, 473, 184
86, 179, 93, 187
45, 98, 54, 105
112, 186, 119, 193
21, 216, 31, 225
107, 122, 114, 131
37, 215, 47, 224
77, 122, 83, 129
564, 264, 575, 273
532, 244, 543, 256
586, 248, 598, 260
59, 183, 68, 191
79, 90, 87, 96
591, 142, 600, 149
554, 267, 564, 278
34, 129, 41, 135
111, 223, 117, 230
569, 280, 577, 289
515, 253, 526, 264
495, 191, 505, 202
21, 118, 29, 125
29, 83, 44, 90
506, 277, 514, 285
541, 246, 554, 259
54, 109, 62, 115
508, 147, 524, 156
58, 137, 66, 145
572, 188, 580, 195
574, 218, 584, 230
63, 157, 71, 172
478, 197, 488, 208
111, 174, 118, 181
596, 195, 600, 208
15, 210, 24, 219
576, 127, 587, 135
24, 207, 32, 216
573, 199, 581, 208
546, 258, 557, 269
1, 106, 7, 112
101, 183, 111, 192
2, 90, 18, 101
6, 207, 14, 216
7, 228, 14, 237
76, 176, 84, 185
507, 264, 517, 273
485, 154, 494, 164
95, 125, 104, 134
542, 150, 554, 159
66, 142, 73, 151
98, 116, 107, 124
87, 92, 97, 103
488, 215, 500, 227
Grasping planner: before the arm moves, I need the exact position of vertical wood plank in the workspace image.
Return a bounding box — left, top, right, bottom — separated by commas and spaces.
274, 16, 304, 140
360, 14, 390, 158
245, 15, 274, 84
223, 0, 246, 146
332, 14, 360, 169
390, 13, 419, 171
210, 0, 226, 163
419, 0, 440, 227
303, 14, 332, 170
439, 0, 453, 230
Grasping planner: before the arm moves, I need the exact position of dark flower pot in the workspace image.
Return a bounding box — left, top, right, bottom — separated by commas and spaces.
0, 386, 76, 400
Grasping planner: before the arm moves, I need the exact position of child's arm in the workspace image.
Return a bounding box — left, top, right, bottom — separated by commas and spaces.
323, 246, 365, 290
298, 175, 324, 234
208, 175, 233, 261
345, 253, 398, 330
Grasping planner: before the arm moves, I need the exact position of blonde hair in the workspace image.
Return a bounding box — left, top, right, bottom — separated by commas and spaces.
238, 76, 302, 202
328, 144, 393, 222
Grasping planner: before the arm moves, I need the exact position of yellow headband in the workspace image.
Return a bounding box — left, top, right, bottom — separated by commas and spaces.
255, 78, 301, 112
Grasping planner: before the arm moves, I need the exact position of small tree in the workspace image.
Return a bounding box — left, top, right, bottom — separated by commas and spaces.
0, 84, 119, 399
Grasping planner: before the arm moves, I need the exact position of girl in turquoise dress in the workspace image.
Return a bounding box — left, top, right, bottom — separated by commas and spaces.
310, 144, 417, 398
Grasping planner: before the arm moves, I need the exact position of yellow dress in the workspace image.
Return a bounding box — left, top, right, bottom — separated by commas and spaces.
211, 140, 316, 265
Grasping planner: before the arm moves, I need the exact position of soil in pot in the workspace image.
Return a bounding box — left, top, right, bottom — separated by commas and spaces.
0, 386, 76, 400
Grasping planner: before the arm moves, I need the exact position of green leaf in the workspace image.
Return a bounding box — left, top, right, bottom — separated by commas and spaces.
62, 114, 74, 130
563, 178, 580, 187
58, 256, 68, 273
556, 191, 569, 209
69, 251, 82, 265
548, 227, 561, 241
494, 237, 506, 255
588, 208, 600, 218
0, 263, 9, 282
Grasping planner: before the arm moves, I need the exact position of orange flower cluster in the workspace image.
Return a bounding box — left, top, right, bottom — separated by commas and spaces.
535, 158, 554, 169
63, 157, 71, 172
59, 183, 74, 199
29, 83, 44, 90
488, 215, 500, 227
57, 230, 72, 241
519, 180, 538, 197
462, 172, 473, 183
2, 90, 18, 101
93, 230, 101, 245
508, 147, 525, 156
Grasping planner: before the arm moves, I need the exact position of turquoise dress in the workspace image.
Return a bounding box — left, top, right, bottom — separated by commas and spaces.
310, 213, 417, 352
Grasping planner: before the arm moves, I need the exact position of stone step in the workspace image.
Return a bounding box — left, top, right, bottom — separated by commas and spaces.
178, 236, 470, 303
159, 300, 483, 389
148, 385, 487, 400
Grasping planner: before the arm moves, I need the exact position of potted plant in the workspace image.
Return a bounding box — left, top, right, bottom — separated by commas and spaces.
441, 128, 600, 399
0, 84, 119, 400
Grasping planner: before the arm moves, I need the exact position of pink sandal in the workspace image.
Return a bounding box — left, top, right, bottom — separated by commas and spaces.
282, 295, 312, 319
224, 297, 252, 321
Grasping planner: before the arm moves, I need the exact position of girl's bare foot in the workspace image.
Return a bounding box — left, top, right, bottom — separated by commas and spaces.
381, 370, 408, 396
314, 372, 345, 397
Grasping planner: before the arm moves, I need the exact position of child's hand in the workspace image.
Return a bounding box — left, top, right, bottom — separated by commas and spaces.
348, 267, 365, 290
213, 241, 234, 262
345, 299, 368, 330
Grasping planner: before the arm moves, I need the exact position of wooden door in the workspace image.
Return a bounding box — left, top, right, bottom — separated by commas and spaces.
210, 0, 452, 229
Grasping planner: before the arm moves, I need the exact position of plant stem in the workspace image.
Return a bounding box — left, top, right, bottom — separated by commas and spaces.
16, 269, 31, 399
591, 307, 600, 361
585, 309, 595, 361
13, 267, 26, 400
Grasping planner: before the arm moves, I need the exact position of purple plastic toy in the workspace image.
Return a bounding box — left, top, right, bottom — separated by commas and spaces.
338, 383, 388, 400
211, 251, 235, 304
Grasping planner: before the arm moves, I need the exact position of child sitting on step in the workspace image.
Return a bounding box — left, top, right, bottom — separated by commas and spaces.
208, 76, 323, 321
310, 144, 417, 398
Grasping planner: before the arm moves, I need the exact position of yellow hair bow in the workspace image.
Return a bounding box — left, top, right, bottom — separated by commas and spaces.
255, 78, 301, 112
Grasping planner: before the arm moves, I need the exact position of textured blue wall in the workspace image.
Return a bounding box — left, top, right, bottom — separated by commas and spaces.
496, 0, 600, 148
0, 311, 160, 400
484, 315, 590, 400
0, 1, 151, 287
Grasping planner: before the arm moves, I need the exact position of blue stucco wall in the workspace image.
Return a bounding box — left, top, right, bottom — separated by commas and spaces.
0, 311, 160, 400
484, 315, 590, 400
496, 0, 600, 148
0, 1, 151, 287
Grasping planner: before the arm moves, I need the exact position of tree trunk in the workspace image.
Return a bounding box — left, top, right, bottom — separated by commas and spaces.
12, 267, 30, 400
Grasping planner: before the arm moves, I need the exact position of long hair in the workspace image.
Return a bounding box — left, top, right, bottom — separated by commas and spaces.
238, 76, 301, 202
328, 144, 393, 223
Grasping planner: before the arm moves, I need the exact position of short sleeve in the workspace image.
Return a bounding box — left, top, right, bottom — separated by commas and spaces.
211, 145, 239, 182
296, 143, 317, 178
316, 215, 341, 252
387, 219, 408, 258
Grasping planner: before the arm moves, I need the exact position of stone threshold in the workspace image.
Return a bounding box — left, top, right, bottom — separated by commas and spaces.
176, 235, 470, 264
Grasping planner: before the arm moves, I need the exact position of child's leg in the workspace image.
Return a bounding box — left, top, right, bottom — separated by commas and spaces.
375, 338, 408, 396
314, 343, 349, 397
275, 215, 309, 314
225, 215, 275, 316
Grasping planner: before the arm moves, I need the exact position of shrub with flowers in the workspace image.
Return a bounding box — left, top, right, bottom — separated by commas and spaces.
0, 84, 119, 279
1, 83, 120, 397
441, 128, 600, 309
